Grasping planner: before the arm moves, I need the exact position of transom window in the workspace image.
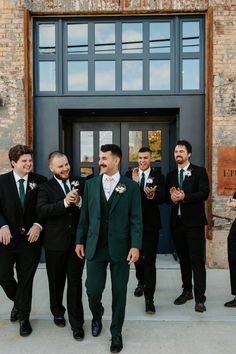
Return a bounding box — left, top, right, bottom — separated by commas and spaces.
34, 16, 204, 95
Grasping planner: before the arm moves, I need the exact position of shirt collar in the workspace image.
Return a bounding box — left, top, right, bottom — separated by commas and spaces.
103, 171, 120, 184
178, 163, 190, 172
139, 167, 151, 178
13, 171, 28, 183
54, 176, 69, 186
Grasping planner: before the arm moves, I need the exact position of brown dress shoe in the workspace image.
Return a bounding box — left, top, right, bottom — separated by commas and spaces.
195, 302, 206, 312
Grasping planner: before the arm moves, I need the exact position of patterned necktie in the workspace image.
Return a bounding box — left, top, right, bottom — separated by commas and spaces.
140, 172, 145, 191
62, 180, 70, 194
18, 179, 25, 208
105, 177, 113, 200
179, 169, 184, 189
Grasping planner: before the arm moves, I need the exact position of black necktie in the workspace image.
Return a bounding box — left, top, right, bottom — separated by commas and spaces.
62, 180, 70, 194
179, 169, 184, 189
140, 172, 145, 191
18, 179, 25, 208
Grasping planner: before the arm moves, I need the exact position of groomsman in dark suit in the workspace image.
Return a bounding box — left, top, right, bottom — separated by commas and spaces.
75, 144, 142, 353
0, 144, 47, 336
224, 193, 236, 307
37, 151, 85, 341
166, 140, 209, 312
126, 147, 165, 313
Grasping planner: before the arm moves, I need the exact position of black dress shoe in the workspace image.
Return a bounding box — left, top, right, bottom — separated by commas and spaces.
110, 335, 123, 353
195, 302, 206, 312
73, 327, 84, 341
54, 316, 66, 327
10, 306, 18, 322
134, 283, 144, 297
19, 319, 32, 337
224, 297, 236, 307
145, 299, 156, 314
91, 306, 104, 337
174, 291, 193, 305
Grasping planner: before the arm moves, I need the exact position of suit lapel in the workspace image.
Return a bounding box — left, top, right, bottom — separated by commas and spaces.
24, 173, 35, 211
182, 163, 193, 188
93, 175, 102, 216
50, 177, 67, 198
110, 175, 125, 214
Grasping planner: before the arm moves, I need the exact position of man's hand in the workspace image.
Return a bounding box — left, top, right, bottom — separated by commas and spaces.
0, 226, 12, 245
170, 187, 185, 202
227, 199, 236, 209
127, 248, 140, 265
27, 224, 41, 243
132, 167, 139, 183
75, 244, 85, 259
144, 185, 157, 199
65, 190, 80, 206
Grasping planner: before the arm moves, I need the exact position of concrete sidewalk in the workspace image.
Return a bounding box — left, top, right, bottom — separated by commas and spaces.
1, 255, 236, 354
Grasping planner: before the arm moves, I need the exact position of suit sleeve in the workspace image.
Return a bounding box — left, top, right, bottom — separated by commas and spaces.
147, 173, 165, 205
129, 182, 143, 249
37, 184, 67, 218
183, 167, 210, 203
165, 173, 173, 205
75, 181, 89, 245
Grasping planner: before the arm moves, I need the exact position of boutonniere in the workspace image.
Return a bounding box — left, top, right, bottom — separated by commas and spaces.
115, 183, 126, 194
185, 169, 192, 178
29, 182, 37, 190
146, 177, 154, 184
71, 180, 80, 189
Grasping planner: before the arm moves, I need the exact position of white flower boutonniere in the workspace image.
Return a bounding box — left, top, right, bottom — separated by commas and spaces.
185, 170, 192, 178
115, 183, 126, 194
71, 180, 80, 189
146, 177, 154, 184
29, 182, 37, 190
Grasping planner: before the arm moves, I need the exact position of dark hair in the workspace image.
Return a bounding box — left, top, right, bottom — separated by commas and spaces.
9, 145, 33, 165
48, 151, 66, 164
100, 144, 122, 160
138, 147, 152, 154
175, 140, 192, 154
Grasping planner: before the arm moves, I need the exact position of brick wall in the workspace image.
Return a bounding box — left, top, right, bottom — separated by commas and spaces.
0, 0, 236, 267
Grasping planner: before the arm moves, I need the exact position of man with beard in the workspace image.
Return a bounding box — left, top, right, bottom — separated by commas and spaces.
37, 151, 85, 340
75, 144, 142, 353
166, 140, 209, 312
0, 144, 47, 336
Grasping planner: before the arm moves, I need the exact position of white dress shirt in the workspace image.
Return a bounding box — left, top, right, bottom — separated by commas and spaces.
102, 171, 120, 200
138, 167, 151, 188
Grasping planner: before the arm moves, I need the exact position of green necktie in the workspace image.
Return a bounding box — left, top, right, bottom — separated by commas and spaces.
62, 180, 70, 194
179, 169, 184, 189
140, 172, 145, 191
18, 179, 25, 208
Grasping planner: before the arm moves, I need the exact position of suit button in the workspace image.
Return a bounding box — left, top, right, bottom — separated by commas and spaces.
68, 225, 72, 228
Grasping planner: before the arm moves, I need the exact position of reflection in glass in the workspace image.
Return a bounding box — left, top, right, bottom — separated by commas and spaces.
182, 21, 200, 52
80, 131, 93, 162
68, 61, 88, 91
148, 131, 162, 161
95, 61, 115, 91
39, 61, 56, 91
95, 23, 115, 54
150, 60, 170, 90
150, 22, 170, 53
122, 61, 143, 91
99, 131, 113, 147
67, 24, 88, 54
182, 59, 199, 90
122, 23, 143, 53
129, 131, 142, 162
39, 24, 55, 54
80, 167, 94, 178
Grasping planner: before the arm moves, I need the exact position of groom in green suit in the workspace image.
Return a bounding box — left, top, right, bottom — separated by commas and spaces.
75, 144, 142, 353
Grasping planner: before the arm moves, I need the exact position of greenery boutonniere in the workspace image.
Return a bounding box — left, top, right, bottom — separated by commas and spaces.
29, 182, 37, 190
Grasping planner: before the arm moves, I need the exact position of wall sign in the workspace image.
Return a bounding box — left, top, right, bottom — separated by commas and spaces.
218, 146, 236, 195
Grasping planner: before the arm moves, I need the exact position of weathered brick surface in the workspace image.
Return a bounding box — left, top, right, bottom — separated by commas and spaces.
0, 0, 236, 267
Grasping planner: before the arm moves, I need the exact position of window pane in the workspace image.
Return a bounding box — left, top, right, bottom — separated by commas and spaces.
129, 131, 142, 162
122, 23, 143, 53
148, 131, 162, 161
182, 21, 200, 52
80, 131, 93, 162
122, 61, 143, 91
95, 61, 115, 91
39, 61, 56, 91
67, 24, 88, 54
95, 23, 115, 54
150, 60, 170, 90
149, 22, 170, 53
99, 131, 113, 147
68, 61, 88, 91
182, 59, 200, 90
39, 24, 55, 54
80, 167, 94, 178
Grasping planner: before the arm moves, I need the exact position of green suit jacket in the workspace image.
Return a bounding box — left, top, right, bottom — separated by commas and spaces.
76, 174, 142, 262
